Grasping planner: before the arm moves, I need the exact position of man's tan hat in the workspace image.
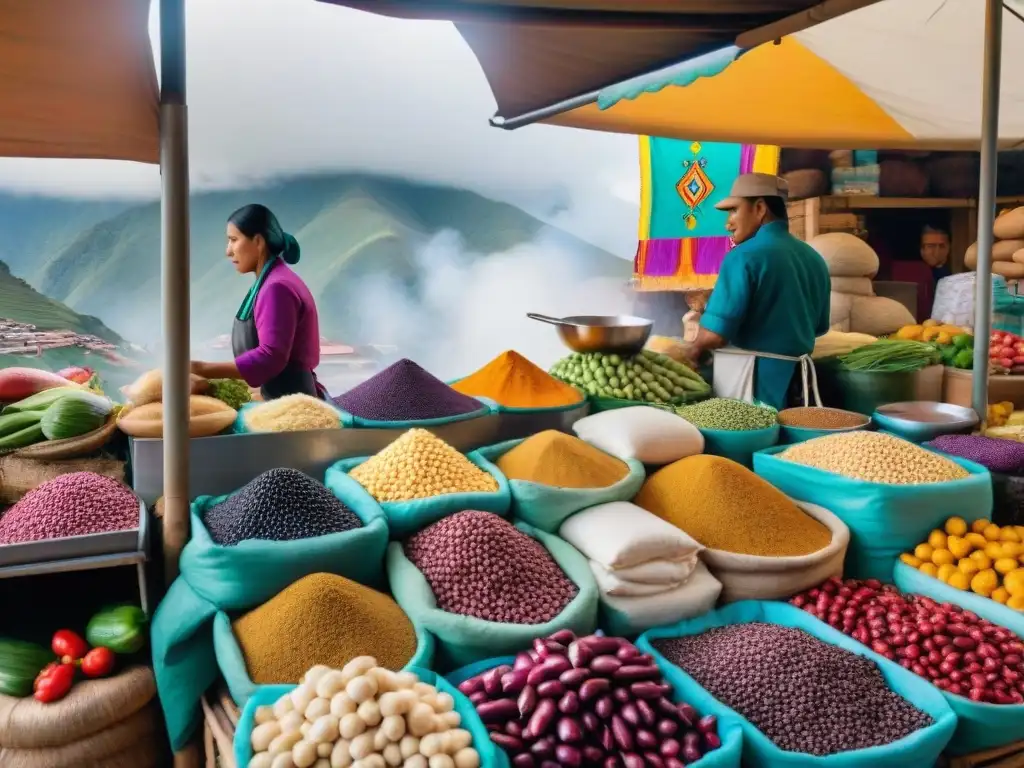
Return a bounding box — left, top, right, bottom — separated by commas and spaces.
715, 172, 790, 211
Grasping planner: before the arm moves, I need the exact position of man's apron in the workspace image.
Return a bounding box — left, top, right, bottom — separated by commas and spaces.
233, 258, 320, 401
712, 347, 822, 408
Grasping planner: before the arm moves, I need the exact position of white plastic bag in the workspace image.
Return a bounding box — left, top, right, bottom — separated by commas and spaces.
701, 501, 850, 603
571, 406, 704, 465
589, 556, 697, 597
558, 501, 703, 570
600, 561, 722, 635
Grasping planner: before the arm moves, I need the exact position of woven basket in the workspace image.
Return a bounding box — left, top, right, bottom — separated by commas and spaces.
12, 416, 118, 461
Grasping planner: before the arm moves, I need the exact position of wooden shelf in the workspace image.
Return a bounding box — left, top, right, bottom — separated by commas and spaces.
814, 195, 1024, 212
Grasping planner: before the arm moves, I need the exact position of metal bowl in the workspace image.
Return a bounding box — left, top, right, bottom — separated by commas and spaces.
872, 401, 979, 442
527, 313, 653, 355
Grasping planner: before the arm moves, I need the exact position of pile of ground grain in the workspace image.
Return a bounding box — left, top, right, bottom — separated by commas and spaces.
334, 359, 483, 421
202, 468, 362, 545
453, 350, 583, 408
495, 430, 629, 489
232, 572, 417, 684
244, 394, 341, 432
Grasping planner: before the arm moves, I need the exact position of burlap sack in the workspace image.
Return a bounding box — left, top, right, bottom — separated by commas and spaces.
780, 148, 831, 173
879, 159, 929, 197
0, 666, 155, 748
995, 207, 1024, 241
993, 261, 1024, 279
0, 454, 126, 504
0, 702, 162, 768
926, 153, 980, 198
810, 232, 880, 278
830, 276, 874, 296
965, 240, 1024, 269
784, 169, 829, 200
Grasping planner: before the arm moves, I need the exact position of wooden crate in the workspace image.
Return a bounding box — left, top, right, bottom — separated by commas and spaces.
940, 740, 1024, 768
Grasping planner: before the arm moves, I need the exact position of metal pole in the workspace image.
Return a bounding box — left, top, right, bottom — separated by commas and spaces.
160, 0, 190, 587
972, 0, 1002, 419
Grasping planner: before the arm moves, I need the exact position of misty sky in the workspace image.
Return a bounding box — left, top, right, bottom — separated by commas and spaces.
0, 0, 641, 255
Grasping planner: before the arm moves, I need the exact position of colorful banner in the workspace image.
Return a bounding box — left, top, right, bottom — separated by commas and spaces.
634, 137, 780, 291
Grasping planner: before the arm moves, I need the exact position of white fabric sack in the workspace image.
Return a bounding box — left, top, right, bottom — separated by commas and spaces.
609, 557, 697, 584
931, 272, 976, 329
559, 501, 703, 570
590, 557, 697, 597
600, 561, 722, 633
701, 501, 850, 604
571, 406, 704, 466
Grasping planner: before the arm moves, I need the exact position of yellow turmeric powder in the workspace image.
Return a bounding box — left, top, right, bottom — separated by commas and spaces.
453, 350, 583, 408
496, 430, 629, 489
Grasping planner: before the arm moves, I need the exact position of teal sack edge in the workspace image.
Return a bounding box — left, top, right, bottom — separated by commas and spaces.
386, 521, 599, 671
234, 399, 352, 433
152, 483, 389, 751
892, 561, 1024, 754
638, 601, 957, 768
446, 655, 743, 768
232, 666, 509, 768
327, 449, 511, 539
476, 439, 645, 533
699, 424, 779, 468
753, 445, 992, 581
336, 396, 496, 429
213, 610, 434, 708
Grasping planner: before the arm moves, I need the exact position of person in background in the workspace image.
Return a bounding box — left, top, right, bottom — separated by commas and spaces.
921, 224, 953, 283
190, 204, 326, 400
682, 173, 832, 409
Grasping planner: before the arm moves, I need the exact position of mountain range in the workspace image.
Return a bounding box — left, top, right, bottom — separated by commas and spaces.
0, 174, 630, 348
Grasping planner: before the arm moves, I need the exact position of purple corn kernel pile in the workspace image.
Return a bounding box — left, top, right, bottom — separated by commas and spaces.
333, 358, 483, 421
925, 434, 1024, 475
0, 472, 138, 545
653, 623, 933, 757
458, 630, 722, 768
404, 511, 577, 624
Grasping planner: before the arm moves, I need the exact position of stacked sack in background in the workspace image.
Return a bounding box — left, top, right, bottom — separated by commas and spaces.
964, 205, 1024, 280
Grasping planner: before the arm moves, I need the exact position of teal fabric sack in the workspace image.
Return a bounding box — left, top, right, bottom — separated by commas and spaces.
212, 611, 434, 707
387, 521, 599, 670
447, 655, 743, 768
326, 449, 511, 539
638, 601, 957, 768
337, 396, 495, 429
700, 424, 779, 468
233, 399, 350, 433
753, 445, 992, 580
233, 668, 510, 768
476, 439, 645, 533
150, 487, 389, 750
892, 561, 1024, 754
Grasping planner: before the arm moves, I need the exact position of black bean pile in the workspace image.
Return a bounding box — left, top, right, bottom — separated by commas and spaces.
203, 468, 362, 546
653, 623, 934, 756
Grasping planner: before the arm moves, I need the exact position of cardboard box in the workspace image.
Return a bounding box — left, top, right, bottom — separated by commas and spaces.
943, 367, 1024, 408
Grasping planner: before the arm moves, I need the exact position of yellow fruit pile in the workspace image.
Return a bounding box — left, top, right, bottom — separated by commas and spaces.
894, 320, 969, 344
987, 401, 1016, 428
900, 517, 1024, 611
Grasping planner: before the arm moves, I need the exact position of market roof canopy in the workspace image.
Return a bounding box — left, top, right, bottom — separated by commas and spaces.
0, 0, 159, 163
547, 0, 1024, 150
320, 0, 881, 119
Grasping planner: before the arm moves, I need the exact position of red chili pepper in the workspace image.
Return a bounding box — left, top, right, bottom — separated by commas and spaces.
51, 630, 88, 663
33, 663, 75, 703
33, 662, 58, 692
80, 647, 116, 678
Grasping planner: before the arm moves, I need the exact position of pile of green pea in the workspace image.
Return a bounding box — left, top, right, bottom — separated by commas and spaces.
676, 397, 778, 431
549, 349, 709, 403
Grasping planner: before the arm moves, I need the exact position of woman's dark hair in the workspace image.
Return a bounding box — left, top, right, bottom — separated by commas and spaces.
227, 204, 301, 265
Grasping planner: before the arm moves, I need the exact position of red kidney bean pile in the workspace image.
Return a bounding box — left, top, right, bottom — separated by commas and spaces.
404, 511, 578, 624
791, 576, 1024, 705
458, 630, 721, 768
0, 471, 138, 544
653, 623, 933, 757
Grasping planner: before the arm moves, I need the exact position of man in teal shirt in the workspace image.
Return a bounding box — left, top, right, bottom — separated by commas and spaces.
684, 173, 832, 409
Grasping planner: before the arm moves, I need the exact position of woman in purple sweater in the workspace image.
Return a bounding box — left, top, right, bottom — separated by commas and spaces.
190, 204, 325, 400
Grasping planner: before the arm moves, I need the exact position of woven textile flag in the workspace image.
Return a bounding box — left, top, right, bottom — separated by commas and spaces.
635, 136, 780, 291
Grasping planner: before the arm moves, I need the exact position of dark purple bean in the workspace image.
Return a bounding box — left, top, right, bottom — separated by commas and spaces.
502, 669, 528, 695
682, 744, 703, 764
635, 699, 656, 726
683, 731, 701, 750
632, 653, 655, 666
559, 668, 591, 688
558, 690, 579, 714
611, 715, 633, 751
595, 695, 615, 719
531, 737, 555, 757
548, 629, 576, 646
458, 676, 484, 696
484, 666, 509, 695
656, 697, 678, 716
582, 711, 600, 733
600, 726, 614, 752
557, 717, 583, 743
584, 636, 623, 655
582, 746, 604, 764
512, 755, 536, 768
615, 665, 661, 682
660, 738, 680, 758
528, 650, 541, 663
527, 698, 557, 737
490, 733, 524, 751
537, 680, 564, 699
613, 688, 631, 704
568, 640, 593, 669
621, 753, 644, 768
529, 656, 572, 685
540, 762, 561, 768
579, 678, 611, 702
555, 745, 582, 767
487, 723, 502, 732
603, 759, 619, 768
513, 653, 534, 672
469, 691, 488, 705
620, 702, 640, 725
657, 718, 678, 737
518, 685, 537, 718
635, 729, 657, 750
591, 655, 623, 675
505, 722, 522, 739
697, 714, 718, 734
704, 732, 723, 750
477, 698, 519, 723
617, 644, 642, 660
630, 682, 665, 700
665, 759, 686, 768
677, 703, 697, 727
534, 637, 567, 658
642, 753, 665, 768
